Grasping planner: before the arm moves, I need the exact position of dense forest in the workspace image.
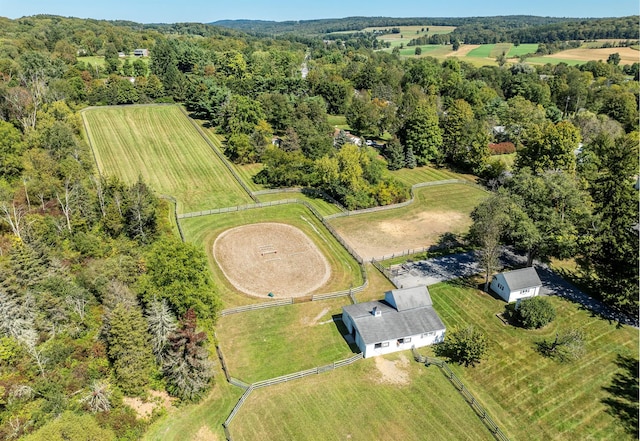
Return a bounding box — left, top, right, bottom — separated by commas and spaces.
0, 13, 638, 440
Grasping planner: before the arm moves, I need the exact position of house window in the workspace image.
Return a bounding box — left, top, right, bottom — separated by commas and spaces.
382, 342, 389, 348
374, 342, 389, 349
423, 331, 435, 338
375, 343, 381, 349
397, 337, 411, 345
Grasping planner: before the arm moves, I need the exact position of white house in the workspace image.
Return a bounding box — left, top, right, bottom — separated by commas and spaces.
341, 286, 446, 358
490, 267, 542, 303
134, 48, 149, 57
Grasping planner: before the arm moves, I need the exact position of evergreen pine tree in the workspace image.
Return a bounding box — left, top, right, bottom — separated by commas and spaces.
404, 146, 417, 169
163, 309, 213, 401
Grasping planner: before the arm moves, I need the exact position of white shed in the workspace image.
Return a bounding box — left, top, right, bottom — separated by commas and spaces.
490, 267, 542, 303
341, 286, 446, 358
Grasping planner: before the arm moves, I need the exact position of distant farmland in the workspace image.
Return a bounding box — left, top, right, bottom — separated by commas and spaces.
83, 105, 253, 213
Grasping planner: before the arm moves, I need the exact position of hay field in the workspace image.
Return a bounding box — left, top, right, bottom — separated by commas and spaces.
540, 46, 639, 65
83, 105, 253, 213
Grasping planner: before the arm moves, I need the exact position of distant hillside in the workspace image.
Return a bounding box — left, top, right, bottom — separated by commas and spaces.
211, 15, 640, 43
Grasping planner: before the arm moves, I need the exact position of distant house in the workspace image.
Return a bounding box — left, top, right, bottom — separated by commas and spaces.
490, 267, 542, 303
333, 128, 362, 147
341, 286, 446, 358
134, 48, 149, 57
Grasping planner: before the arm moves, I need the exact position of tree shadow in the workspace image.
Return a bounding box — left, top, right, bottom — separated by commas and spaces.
601, 354, 639, 435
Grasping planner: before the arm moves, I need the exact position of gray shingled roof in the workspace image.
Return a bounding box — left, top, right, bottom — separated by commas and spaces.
343, 293, 445, 345
501, 267, 542, 291
385, 286, 432, 311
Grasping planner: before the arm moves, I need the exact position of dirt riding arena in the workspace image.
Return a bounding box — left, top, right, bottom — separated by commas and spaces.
213, 223, 331, 298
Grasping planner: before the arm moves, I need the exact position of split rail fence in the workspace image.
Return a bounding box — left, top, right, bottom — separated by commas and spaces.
222, 353, 364, 440
412, 348, 509, 441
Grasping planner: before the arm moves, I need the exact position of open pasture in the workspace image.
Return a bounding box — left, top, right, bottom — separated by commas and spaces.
538, 46, 639, 65
230, 351, 493, 441
329, 183, 488, 261
217, 297, 355, 383
180, 203, 363, 308
428, 282, 639, 441
389, 165, 473, 187
83, 105, 252, 213
507, 43, 539, 57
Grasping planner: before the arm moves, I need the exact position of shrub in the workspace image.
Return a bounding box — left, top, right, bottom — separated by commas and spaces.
516, 296, 556, 329
488, 142, 516, 155
435, 326, 487, 367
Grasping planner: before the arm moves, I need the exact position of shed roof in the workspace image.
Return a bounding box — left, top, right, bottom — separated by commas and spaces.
343, 288, 445, 345
385, 286, 432, 311
500, 267, 542, 291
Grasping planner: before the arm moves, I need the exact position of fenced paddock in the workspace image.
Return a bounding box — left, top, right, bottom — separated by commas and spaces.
225, 352, 494, 441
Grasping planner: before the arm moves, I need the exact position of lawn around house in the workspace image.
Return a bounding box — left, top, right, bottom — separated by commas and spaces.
83, 105, 253, 213
427, 282, 639, 441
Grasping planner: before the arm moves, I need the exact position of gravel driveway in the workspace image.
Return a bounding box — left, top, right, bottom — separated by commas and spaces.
390, 249, 638, 328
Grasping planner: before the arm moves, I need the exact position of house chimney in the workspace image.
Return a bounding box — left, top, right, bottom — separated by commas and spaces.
372, 306, 381, 317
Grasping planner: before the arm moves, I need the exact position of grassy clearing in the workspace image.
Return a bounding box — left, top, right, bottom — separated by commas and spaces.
492, 153, 516, 170
426, 282, 639, 441
78, 55, 150, 68
217, 298, 356, 383
507, 43, 539, 57
491, 43, 512, 58
83, 105, 252, 213
230, 351, 493, 441
180, 204, 362, 308
467, 44, 495, 58
390, 165, 474, 187
142, 354, 242, 441
327, 114, 349, 130
399, 45, 452, 57
255, 192, 342, 217
524, 57, 586, 66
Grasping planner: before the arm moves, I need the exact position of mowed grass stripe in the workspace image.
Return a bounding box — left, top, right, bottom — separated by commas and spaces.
231, 356, 493, 441
390, 165, 472, 186
428, 282, 638, 441
83, 105, 252, 213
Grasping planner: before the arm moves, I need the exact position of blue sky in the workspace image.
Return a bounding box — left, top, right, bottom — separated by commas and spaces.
1, 0, 638, 23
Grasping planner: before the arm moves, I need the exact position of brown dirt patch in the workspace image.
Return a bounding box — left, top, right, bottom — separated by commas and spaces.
446, 44, 480, 57
213, 222, 331, 298
122, 390, 173, 420
193, 425, 219, 441
544, 47, 639, 65
332, 210, 468, 261
373, 354, 410, 385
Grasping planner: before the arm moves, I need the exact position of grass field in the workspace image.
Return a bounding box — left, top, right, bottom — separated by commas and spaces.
467, 44, 495, 58
83, 105, 253, 213
180, 203, 363, 308
217, 298, 356, 383
230, 352, 493, 441
427, 282, 639, 441
389, 165, 474, 187
255, 192, 343, 217
78, 55, 150, 68
507, 43, 539, 57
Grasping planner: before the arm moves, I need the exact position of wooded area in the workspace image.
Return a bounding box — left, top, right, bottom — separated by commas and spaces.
0, 12, 638, 440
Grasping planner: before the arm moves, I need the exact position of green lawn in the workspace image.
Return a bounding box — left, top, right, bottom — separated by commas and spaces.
492, 153, 516, 170
230, 351, 493, 441
467, 44, 495, 58
327, 114, 350, 130
525, 57, 587, 66
255, 192, 343, 217
180, 203, 363, 308
399, 44, 451, 57
78, 55, 150, 68
390, 165, 474, 187
507, 43, 539, 57
83, 105, 253, 213
217, 298, 356, 383
427, 282, 639, 441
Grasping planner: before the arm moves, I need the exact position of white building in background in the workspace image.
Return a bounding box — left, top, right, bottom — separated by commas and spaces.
490, 267, 543, 303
